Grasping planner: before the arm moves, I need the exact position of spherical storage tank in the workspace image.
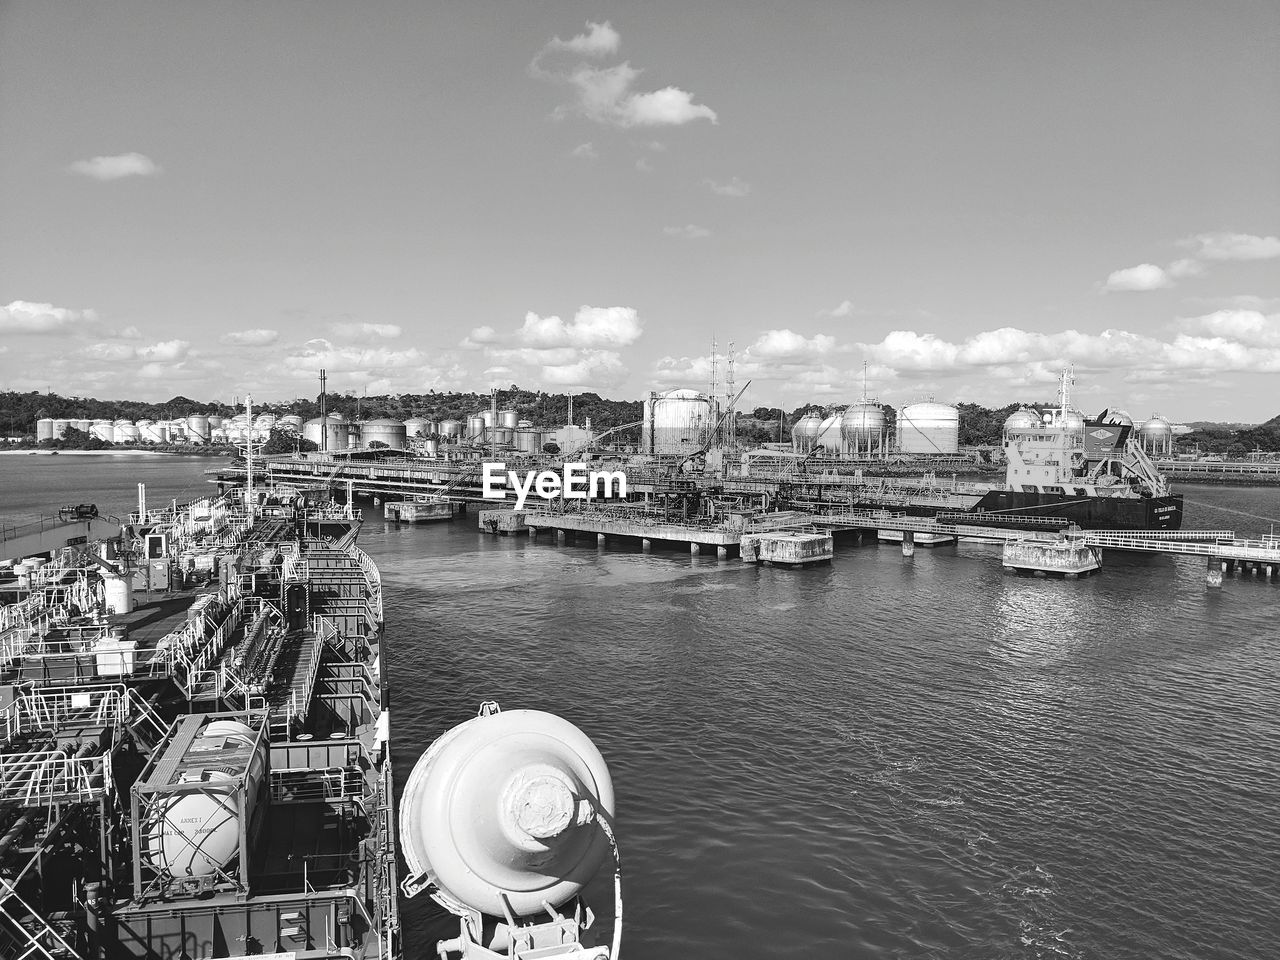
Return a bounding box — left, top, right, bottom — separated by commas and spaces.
361, 418, 407, 450
840, 402, 886, 454
1101, 409, 1134, 427
1062, 409, 1086, 433
400, 708, 615, 919
642, 389, 712, 455
36, 419, 55, 441
897, 402, 959, 455
791, 413, 822, 453
142, 719, 265, 879
1139, 414, 1172, 453
1004, 408, 1040, 433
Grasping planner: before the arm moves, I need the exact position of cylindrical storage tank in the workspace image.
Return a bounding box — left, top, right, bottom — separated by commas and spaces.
399, 709, 615, 919
816, 413, 844, 454
36, 418, 55, 441
423, 438, 440, 457
73, 418, 92, 434
115, 422, 141, 444
104, 572, 134, 615
439, 419, 462, 440
303, 417, 348, 451
167, 420, 186, 441
142, 720, 265, 879
499, 410, 518, 430
279, 414, 303, 433
404, 417, 430, 440
840, 402, 886, 454
91, 420, 115, 443
361, 418, 408, 451
207, 415, 224, 431
1004, 408, 1040, 433
515, 430, 538, 454
185, 415, 210, 443
480, 409, 495, 429
466, 415, 486, 440
791, 413, 822, 453
52, 418, 72, 439
642, 389, 712, 454
136, 419, 155, 442
897, 402, 959, 455
491, 427, 514, 447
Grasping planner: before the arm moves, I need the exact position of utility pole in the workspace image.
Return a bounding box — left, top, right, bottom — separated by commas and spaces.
490, 387, 498, 461
726, 340, 736, 450
319, 368, 328, 453
245, 393, 255, 520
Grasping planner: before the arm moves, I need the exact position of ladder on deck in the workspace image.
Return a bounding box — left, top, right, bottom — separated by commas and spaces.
0, 879, 83, 960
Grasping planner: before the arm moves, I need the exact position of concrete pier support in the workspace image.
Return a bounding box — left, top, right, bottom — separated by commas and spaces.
556, 529, 566, 544
597, 533, 606, 547
902, 531, 915, 557
717, 545, 728, 559
642, 538, 652, 553
1207, 556, 1223, 588
690, 543, 701, 556
529, 527, 538, 541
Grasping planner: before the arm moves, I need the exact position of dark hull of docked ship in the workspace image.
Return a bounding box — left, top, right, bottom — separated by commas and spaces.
970, 490, 1185, 531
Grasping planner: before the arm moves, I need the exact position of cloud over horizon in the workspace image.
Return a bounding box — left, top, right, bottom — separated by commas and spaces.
67, 152, 161, 180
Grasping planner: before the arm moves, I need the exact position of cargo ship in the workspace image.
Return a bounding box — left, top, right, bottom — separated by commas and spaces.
775, 371, 1184, 531
1, 478, 623, 959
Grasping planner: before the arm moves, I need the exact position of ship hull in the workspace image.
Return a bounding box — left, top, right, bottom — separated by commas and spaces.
969, 490, 1184, 530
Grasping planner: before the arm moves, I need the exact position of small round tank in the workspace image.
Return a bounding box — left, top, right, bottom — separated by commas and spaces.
186, 415, 210, 443
466, 415, 486, 440
439, 419, 462, 439
791, 413, 823, 453
816, 413, 844, 453
492, 427, 514, 446
643, 389, 713, 454
840, 402, 886, 452
480, 409, 494, 429
399, 709, 615, 919
1003, 409, 1040, 432
423, 438, 440, 457
36, 418, 55, 441
499, 409, 518, 430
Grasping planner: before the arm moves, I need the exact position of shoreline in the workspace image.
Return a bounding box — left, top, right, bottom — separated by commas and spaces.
0, 449, 179, 457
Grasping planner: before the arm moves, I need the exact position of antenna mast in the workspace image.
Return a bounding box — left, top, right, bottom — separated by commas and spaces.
726, 341, 736, 449
319, 368, 328, 453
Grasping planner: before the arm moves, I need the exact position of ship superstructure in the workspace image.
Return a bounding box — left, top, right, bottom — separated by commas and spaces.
0, 487, 400, 959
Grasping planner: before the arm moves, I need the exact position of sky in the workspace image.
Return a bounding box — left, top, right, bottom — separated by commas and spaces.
2, 0, 1278, 421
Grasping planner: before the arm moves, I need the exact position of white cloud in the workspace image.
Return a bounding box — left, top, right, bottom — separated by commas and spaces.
460, 325, 499, 349
706, 176, 751, 197
820, 300, 857, 319
570, 142, 598, 160
663, 224, 711, 239
1178, 309, 1280, 347
544, 20, 620, 58
1, 300, 99, 333
1102, 263, 1170, 292
111, 325, 143, 340
1166, 258, 1204, 279
222, 328, 279, 346
531, 23, 717, 129
67, 152, 161, 180
331, 321, 402, 340
136, 340, 190, 362
1180, 232, 1280, 261
517, 306, 643, 347
749, 329, 837, 360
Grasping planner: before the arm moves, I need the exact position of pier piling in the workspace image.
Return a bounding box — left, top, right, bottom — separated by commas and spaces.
1207, 556, 1223, 588
642, 538, 652, 553
902, 531, 915, 557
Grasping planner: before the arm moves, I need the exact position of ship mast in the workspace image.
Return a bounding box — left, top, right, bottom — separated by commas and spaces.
1057, 364, 1075, 421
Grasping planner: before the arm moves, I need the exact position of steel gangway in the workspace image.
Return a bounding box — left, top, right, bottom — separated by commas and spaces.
0, 878, 82, 960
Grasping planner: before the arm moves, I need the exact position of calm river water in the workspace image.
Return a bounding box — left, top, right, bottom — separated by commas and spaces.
3, 454, 1278, 960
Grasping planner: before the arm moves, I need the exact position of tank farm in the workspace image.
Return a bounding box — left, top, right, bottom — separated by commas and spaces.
221, 376, 1280, 586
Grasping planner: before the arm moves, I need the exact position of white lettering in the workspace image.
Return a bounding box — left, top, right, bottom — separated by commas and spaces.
563, 462, 588, 499
481, 462, 507, 500
589, 469, 627, 499
510, 469, 538, 510
535, 471, 561, 498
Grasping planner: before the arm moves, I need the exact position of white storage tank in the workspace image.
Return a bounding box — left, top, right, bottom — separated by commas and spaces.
439, 419, 462, 440
404, 417, 431, 439
303, 415, 348, 451
642, 389, 713, 455
481, 409, 495, 429
186, 415, 210, 443
1139, 414, 1172, 454
362, 418, 408, 450
73, 418, 92, 434
141, 719, 266, 879
279, 414, 303, 433
52, 418, 72, 439
791, 413, 823, 453
115, 421, 141, 444
207, 415, 224, 430
815, 413, 844, 454
90, 420, 115, 443
399, 708, 615, 919
840, 402, 886, 454
498, 409, 518, 430
1004, 408, 1040, 434
36, 418, 55, 441
466, 415, 486, 440
897, 402, 959, 455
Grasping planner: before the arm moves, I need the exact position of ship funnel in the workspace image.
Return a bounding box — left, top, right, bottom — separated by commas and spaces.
400, 703, 616, 921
